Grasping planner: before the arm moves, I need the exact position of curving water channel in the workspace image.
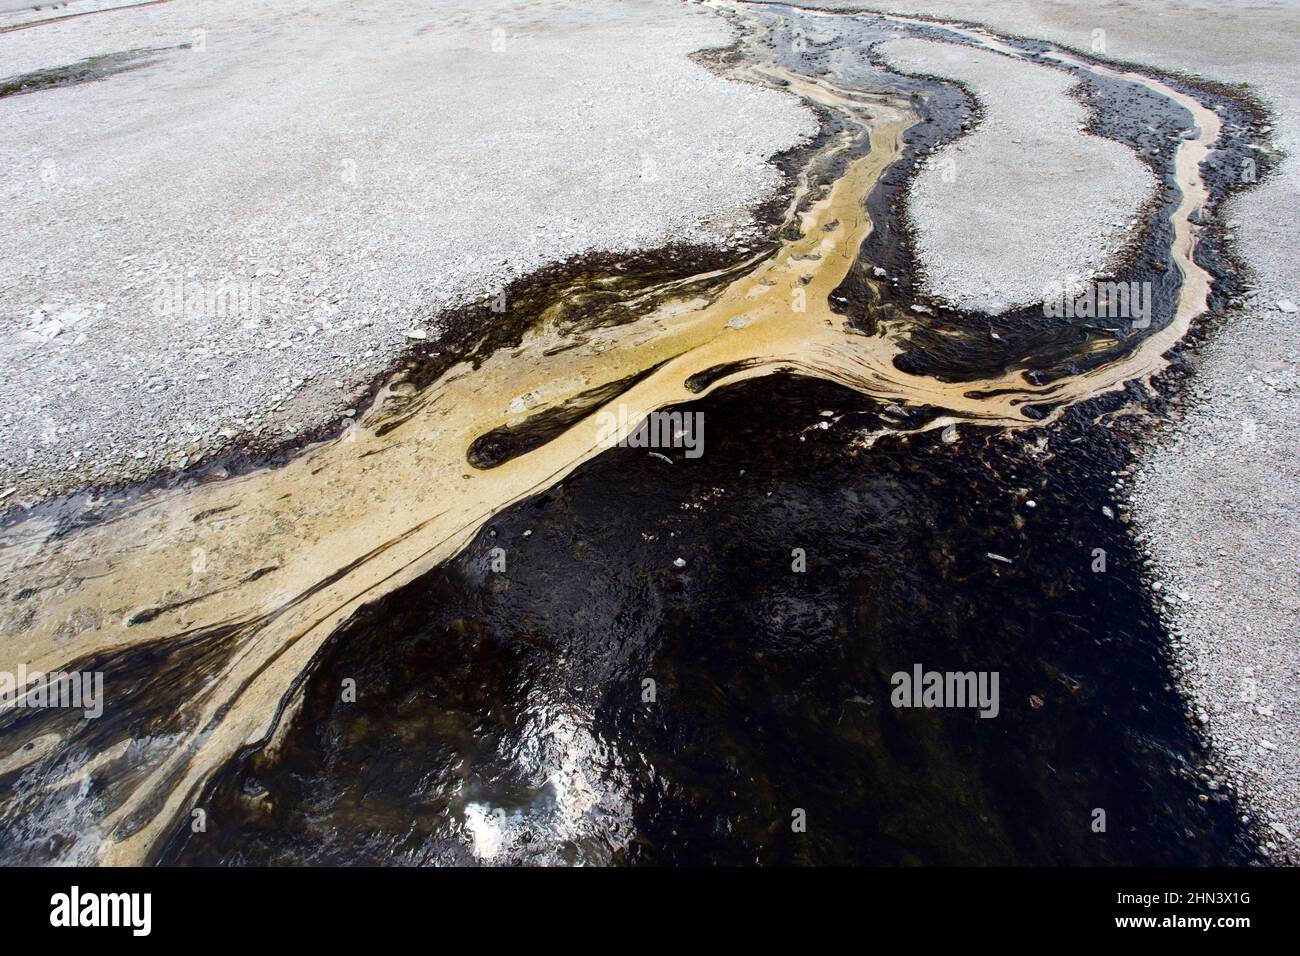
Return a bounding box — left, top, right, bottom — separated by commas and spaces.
0, 2, 1270, 864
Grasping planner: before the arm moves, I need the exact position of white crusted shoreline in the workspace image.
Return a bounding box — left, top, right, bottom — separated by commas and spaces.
876, 35, 1155, 315
0, 0, 816, 503
1128, 299, 1299, 861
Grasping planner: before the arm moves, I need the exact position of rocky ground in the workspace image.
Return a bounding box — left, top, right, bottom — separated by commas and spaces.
876, 36, 1154, 314
1129, 298, 1298, 860
0, 0, 815, 502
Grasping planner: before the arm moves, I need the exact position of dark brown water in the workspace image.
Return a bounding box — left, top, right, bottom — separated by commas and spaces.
161, 375, 1256, 865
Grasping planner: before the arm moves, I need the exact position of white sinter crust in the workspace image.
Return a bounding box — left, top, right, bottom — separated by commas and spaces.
875, 36, 1156, 315
0, 0, 816, 498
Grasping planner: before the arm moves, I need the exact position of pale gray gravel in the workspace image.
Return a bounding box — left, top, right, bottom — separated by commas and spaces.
1129, 302, 1299, 859
876, 36, 1155, 314
0, 0, 135, 25
0, 0, 816, 498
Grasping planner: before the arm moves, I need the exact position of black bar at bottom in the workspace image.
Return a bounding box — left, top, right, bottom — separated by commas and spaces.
0, 866, 1286, 942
